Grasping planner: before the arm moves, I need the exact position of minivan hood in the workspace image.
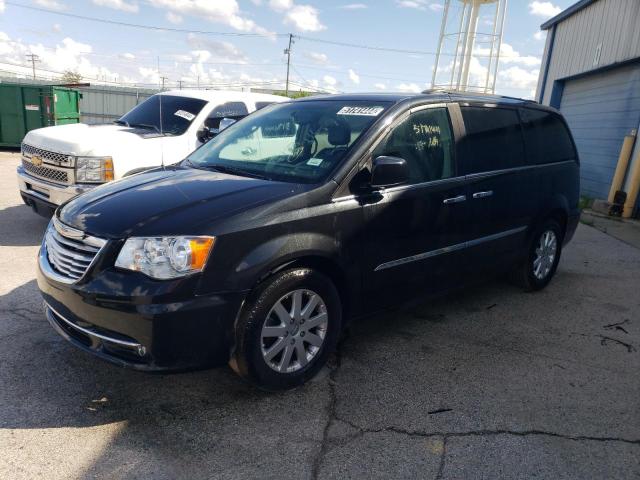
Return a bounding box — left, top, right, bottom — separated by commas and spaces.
23, 123, 161, 156
58, 167, 305, 237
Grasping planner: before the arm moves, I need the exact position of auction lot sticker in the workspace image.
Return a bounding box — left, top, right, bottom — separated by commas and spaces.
337, 106, 384, 116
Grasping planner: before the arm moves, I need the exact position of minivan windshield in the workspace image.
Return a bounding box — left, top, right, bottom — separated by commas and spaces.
185, 100, 392, 183
117, 95, 207, 136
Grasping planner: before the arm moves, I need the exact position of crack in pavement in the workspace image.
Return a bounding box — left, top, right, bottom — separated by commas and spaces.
330, 415, 640, 446
307, 327, 640, 480
310, 331, 347, 480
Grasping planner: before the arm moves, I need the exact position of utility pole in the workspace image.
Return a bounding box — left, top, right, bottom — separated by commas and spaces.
160, 76, 168, 91
284, 34, 294, 97
178, 79, 183, 90
26, 54, 40, 80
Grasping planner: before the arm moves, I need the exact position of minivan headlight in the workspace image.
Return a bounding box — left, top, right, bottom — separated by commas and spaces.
115, 236, 215, 279
75, 156, 114, 183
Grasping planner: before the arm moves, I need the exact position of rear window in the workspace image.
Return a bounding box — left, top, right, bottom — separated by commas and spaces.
461, 106, 525, 173
519, 108, 576, 164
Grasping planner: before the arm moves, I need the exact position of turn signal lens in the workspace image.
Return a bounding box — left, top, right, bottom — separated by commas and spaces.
104, 157, 114, 181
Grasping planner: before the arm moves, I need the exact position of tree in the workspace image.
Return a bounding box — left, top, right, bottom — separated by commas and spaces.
61, 70, 83, 84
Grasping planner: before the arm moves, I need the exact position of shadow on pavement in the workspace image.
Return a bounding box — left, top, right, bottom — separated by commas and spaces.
0, 204, 49, 247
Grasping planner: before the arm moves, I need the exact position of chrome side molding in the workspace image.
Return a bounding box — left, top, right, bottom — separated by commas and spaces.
375, 226, 527, 272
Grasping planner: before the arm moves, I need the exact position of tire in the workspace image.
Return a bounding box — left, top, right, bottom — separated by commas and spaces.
230, 268, 342, 390
512, 219, 563, 291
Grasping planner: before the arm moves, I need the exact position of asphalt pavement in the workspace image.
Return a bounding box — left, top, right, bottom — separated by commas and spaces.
1, 151, 638, 479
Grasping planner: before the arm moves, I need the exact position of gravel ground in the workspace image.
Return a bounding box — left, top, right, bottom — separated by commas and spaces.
1, 151, 638, 479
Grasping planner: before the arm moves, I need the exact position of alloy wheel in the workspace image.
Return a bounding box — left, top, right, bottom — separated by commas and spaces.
533, 230, 557, 280
260, 289, 328, 373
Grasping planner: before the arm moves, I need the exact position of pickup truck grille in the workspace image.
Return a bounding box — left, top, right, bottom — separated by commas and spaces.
44, 219, 106, 283
22, 159, 70, 184
22, 144, 74, 167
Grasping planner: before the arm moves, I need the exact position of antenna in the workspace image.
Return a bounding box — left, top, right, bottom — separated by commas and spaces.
159, 92, 165, 170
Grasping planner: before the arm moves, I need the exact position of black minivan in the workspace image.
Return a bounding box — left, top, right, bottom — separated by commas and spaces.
37, 91, 580, 390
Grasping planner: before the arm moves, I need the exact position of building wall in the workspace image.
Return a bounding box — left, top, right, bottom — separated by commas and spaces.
77, 86, 157, 125
537, 0, 640, 104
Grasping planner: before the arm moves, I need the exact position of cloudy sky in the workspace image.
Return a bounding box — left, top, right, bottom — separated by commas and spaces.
0, 0, 575, 97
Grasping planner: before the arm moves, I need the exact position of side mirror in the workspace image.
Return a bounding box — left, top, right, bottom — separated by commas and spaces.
197, 126, 215, 143
219, 117, 237, 131
371, 156, 408, 188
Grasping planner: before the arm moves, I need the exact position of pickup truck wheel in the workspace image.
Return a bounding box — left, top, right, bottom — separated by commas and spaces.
512, 219, 563, 291
230, 268, 341, 391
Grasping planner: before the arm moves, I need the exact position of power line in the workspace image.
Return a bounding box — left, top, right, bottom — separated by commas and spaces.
5, 1, 288, 38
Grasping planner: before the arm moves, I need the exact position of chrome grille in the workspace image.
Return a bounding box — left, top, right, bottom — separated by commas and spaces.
22, 143, 73, 167
22, 159, 69, 184
44, 219, 106, 283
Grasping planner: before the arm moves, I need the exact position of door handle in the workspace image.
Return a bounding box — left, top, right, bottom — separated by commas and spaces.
443, 195, 466, 205
472, 190, 493, 199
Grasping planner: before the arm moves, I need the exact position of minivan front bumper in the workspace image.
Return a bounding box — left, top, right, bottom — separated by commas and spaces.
37, 245, 247, 371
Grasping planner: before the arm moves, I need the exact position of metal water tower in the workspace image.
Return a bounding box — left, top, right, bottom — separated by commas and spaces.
431, 0, 508, 94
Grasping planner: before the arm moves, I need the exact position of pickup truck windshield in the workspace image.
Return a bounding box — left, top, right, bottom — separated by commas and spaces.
186, 100, 391, 183
118, 95, 207, 135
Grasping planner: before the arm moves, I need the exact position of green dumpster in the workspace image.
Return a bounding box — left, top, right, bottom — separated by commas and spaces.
0, 83, 81, 147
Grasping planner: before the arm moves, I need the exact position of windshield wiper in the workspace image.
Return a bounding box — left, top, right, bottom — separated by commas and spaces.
114, 119, 129, 127
200, 164, 271, 180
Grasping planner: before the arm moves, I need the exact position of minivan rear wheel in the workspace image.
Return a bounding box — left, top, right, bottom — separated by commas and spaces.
512, 219, 563, 291
230, 268, 341, 390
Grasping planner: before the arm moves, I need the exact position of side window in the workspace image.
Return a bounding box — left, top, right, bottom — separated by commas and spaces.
205, 101, 249, 129
519, 108, 576, 164
374, 107, 455, 184
461, 106, 524, 173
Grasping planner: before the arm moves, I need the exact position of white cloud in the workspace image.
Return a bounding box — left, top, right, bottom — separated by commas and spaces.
396, 82, 421, 93
528, 1, 561, 18
303, 51, 328, 65
534, 31, 546, 41
269, 0, 326, 32
0, 0, 5, 13
323, 75, 337, 86
52, 23, 62, 33
186, 33, 248, 63
166, 11, 182, 23
92, 0, 138, 12
339, 3, 367, 9
374, 82, 386, 90
120, 52, 135, 60
148, 0, 272, 35
35, 0, 67, 10
348, 68, 360, 84
498, 66, 539, 98
474, 42, 541, 67
396, 0, 442, 11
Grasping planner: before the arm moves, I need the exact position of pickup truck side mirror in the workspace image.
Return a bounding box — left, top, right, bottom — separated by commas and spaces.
197, 126, 216, 143
371, 156, 409, 188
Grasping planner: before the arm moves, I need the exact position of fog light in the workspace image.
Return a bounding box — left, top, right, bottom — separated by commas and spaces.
137, 345, 147, 357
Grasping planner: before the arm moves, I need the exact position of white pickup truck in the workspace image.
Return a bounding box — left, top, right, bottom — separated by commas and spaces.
17, 89, 287, 216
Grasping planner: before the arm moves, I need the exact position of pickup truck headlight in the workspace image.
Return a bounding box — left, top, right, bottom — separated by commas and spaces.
75, 156, 114, 183
115, 236, 215, 279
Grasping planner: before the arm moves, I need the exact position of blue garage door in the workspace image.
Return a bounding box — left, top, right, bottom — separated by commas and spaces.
560, 63, 640, 199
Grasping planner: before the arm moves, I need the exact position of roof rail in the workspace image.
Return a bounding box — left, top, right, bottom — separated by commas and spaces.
421, 89, 538, 104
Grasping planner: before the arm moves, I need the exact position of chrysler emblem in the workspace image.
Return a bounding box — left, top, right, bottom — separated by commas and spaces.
31, 155, 43, 166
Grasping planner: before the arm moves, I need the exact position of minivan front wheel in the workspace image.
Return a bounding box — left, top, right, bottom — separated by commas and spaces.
513, 219, 563, 291
230, 268, 341, 390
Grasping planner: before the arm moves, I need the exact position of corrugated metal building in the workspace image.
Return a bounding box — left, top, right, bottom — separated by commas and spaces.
536, 0, 640, 214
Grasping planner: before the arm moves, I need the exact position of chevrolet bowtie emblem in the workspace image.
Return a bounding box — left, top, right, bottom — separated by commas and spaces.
31, 155, 43, 166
